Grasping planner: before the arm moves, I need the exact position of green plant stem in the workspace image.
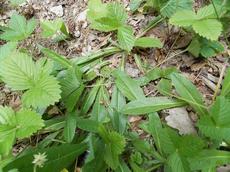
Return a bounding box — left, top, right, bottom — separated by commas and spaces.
137, 15, 164, 38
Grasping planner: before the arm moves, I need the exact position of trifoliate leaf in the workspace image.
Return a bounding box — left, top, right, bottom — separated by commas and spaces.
0, 13, 36, 41
193, 19, 222, 41
107, 2, 127, 25
134, 37, 163, 48
169, 6, 223, 40
117, 26, 135, 52
171, 73, 208, 116
15, 109, 44, 138
0, 52, 61, 109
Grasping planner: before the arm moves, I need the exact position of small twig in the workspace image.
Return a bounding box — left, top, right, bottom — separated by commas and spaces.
212, 62, 227, 101
156, 49, 188, 67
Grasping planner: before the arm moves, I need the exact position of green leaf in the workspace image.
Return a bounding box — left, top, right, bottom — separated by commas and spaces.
76, 117, 99, 132
64, 112, 77, 143
81, 79, 103, 114
122, 97, 186, 115
117, 26, 135, 52
129, 0, 143, 12
198, 96, 230, 141
157, 78, 172, 95
0, 53, 61, 109
188, 36, 224, 58
0, 106, 16, 156
0, 13, 36, 41
0, 42, 17, 61
221, 68, 230, 98
189, 150, 230, 170
15, 109, 44, 139
169, 7, 222, 41
98, 126, 126, 169
168, 152, 190, 172
171, 73, 207, 116
40, 19, 69, 39
160, 0, 193, 18
58, 68, 84, 111
192, 19, 222, 41
134, 37, 163, 48
107, 2, 127, 25
113, 69, 145, 101
109, 86, 127, 134
3, 143, 87, 172
169, 10, 197, 27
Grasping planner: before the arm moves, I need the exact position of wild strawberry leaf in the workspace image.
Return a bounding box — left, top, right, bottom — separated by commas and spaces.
122, 97, 186, 115
169, 5, 222, 40
117, 26, 135, 52
0, 52, 61, 109
0, 42, 17, 61
0, 13, 36, 41
15, 109, 44, 139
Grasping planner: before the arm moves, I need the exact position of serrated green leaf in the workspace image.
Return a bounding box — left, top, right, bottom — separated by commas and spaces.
198, 96, 230, 141
134, 37, 163, 48
197, 115, 230, 141
117, 26, 135, 52
0, 42, 17, 61
98, 126, 126, 169
113, 69, 145, 101
122, 97, 186, 115
160, 0, 193, 18
196, 5, 216, 19
189, 150, 230, 170
0, 13, 36, 41
15, 109, 44, 139
171, 73, 207, 116
107, 2, 127, 25
0, 52, 61, 109
193, 19, 222, 41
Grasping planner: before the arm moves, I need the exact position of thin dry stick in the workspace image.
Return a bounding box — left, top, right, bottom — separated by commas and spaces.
212, 62, 227, 101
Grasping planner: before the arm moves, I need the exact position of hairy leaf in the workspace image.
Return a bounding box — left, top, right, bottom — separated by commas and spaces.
134, 37, 163, 48
117, 26, 135, 52
0, 13, 36, 41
